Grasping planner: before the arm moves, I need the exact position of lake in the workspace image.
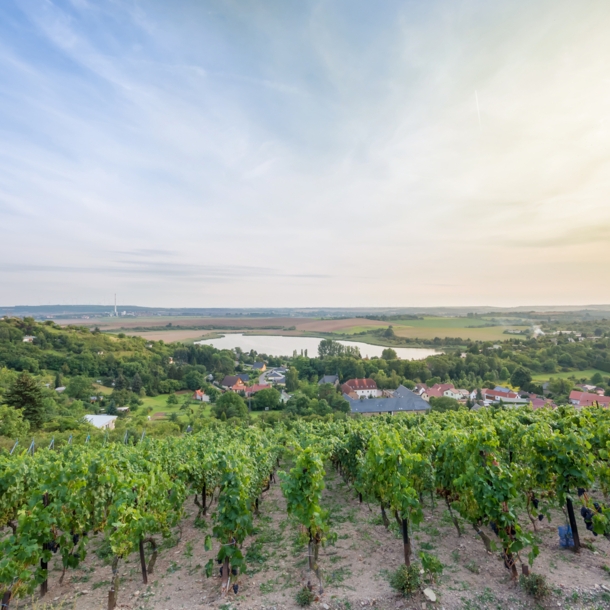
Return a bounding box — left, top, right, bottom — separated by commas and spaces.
195, 333, 440, 360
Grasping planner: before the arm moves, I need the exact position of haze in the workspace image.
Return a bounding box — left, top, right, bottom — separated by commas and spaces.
1, 0, 609, 308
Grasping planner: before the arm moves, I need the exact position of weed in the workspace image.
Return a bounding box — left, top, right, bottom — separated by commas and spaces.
260, 580, 276, 593
419, 551, 443, 582
167, 561, 181, 574
295, 586, 315, 606
92, 580, 110, 590
465, 561, 480, 574
246, 541, 269, 566
184, 541, 193, 558
420, 541, 435, 550
388, 563, 421, 597
519, 573, 550, 600
451, 549, 460, 563
326, 565, 352, 585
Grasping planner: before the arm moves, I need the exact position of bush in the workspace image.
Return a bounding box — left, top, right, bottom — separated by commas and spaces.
519, 573, 550, 600
419, 551, 443, 582
389, 563, 421, 597
295, 586, 315, 606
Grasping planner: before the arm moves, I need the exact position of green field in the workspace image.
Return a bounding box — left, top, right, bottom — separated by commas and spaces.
338, 317, 528, 342
531, 369, 609, 383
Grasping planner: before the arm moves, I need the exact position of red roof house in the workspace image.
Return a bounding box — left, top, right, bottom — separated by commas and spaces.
569, 390, 610, 408
244, 384, 272, 397
341, 378, 380, 398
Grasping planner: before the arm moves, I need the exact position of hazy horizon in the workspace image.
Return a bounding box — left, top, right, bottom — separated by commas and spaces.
2, 1, 610, 308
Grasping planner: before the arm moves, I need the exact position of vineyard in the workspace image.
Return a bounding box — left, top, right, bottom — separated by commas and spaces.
3, 407, 610, 609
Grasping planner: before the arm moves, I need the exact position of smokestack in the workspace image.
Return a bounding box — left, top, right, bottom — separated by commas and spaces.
114, 294, 117, 317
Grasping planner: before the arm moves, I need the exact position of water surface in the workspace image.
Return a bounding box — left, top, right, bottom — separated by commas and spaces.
195, 333, 440, 360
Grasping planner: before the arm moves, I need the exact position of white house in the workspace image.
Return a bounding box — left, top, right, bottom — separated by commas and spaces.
22, 336, 35, 343
84, 415, 118, 430
340, 378, 381, 398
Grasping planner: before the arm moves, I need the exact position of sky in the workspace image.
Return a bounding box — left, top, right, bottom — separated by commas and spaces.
1, 0, 610, 308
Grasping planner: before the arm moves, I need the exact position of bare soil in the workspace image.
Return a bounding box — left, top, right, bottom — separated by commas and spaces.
20, 467, 610, 610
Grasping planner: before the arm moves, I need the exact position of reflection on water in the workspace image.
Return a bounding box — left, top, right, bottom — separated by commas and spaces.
195, 333, 440, 360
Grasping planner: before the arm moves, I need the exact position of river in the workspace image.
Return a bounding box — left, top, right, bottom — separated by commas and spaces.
195, 333, 439, 360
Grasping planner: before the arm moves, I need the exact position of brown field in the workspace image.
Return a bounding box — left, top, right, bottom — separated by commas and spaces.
59, 316, 305, 330
60, 316, 523, 343
120, 329, 218, 342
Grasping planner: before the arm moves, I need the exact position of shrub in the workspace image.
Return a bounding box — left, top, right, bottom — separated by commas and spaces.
389, 563, 421, 597
295, 586, 315, 606
519, 573, 550, 600
419, 551, 443, 581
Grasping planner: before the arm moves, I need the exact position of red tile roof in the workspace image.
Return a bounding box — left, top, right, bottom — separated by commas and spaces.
343, 378, 378, 390
245, 384, 272, 396
569, 390, 610, 407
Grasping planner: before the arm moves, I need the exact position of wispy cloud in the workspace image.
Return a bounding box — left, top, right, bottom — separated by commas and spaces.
1, 0, 610, 306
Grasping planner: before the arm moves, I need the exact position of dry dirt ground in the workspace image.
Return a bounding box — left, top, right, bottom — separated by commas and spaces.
18, 467, 610, 610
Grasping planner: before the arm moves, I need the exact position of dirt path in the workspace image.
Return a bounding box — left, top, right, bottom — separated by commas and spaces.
19, 465, 610, 610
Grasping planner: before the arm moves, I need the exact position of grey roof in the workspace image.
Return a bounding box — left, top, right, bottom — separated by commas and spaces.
251, 362, 266, 369
318, 375, 339, 385
344, 390, 430, 414
394, 384, 417, 399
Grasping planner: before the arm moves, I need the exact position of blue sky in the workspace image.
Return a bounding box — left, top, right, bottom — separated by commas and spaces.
1, 0, 609, 307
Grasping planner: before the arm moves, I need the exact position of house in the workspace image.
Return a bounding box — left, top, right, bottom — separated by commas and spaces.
480, 388, 527, 405
84, 415, 118, 430
279, 390, 292, 404
413, 384, 429, 400
22, 335, 35, 343
116, 406, 130, 413
340, 378, 381, 398
55, 386, 66, 393
236, 374, 250, 383
244, 384, 272, 397
266, 370, 286, 384
318, 375, 339, 387
192, 389, 210, 402
569, 390, 610, 408
426, 383, 454, 399
251, 362, 267, 372
221, 376, 247, 392
344, 390, 430, 415
577, 384, 605, 396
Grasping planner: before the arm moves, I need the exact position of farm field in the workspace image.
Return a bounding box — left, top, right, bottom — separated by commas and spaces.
67, 316, 530, 344
531, 369, 609, 383
123, 329, 219, 343
26, 463, 610, 610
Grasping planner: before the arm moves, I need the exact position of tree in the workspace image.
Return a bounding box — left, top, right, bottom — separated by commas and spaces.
66, 376, 93, 401
499, 367, 510, 381
114, 373, 128, 391
429, 396, 461, 412
184, 371, 206, 391
3, 372, 45, 429
54, 373, 62, 389
383, 326, 396, 339
131, 373, 143, 394
285, 367, 299, 392
510, 367, 532, 390
591, 372, 604, 385
212, 392, 248, 419
106, 400, 118, 415
0, 404, 30, 437
381, 348, 398, 360
548, 377, 573, 396
167, 394, 179, 406
318, 339, 343, 358
253, 388, 280, 411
